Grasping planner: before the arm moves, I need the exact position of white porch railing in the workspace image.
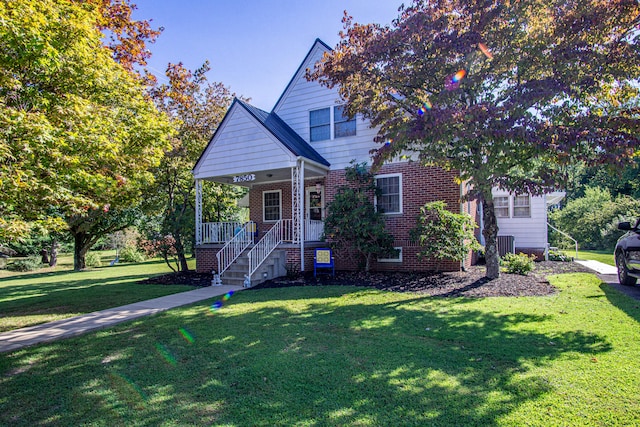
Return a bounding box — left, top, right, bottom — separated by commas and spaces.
216, 222, 255, 276
248, 219, 287, 279
305, 219, 324, 242
201, 221, 244, 244
247, 219, 324, 279
205, 219, 324, 281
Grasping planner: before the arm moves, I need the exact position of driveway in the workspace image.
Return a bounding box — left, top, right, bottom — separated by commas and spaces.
599, 274, 640, 301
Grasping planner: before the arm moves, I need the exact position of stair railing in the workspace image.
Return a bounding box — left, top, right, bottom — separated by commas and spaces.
247, 219, 290, 279
216, 222, 255, 277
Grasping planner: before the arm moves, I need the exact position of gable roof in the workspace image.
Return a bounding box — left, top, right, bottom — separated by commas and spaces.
239, 100, 330, 167
192, 98, 329, 175
272, 38, 332, 113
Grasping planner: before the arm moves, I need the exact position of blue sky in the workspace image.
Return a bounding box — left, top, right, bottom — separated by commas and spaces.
132, 0, 401, 110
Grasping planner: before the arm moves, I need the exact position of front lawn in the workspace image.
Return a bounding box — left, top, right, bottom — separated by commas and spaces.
1, 273, 638, 426
0, 258, 196, 333
564, 249, 615, 266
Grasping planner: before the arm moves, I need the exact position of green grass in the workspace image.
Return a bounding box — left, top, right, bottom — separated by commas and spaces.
1, 273, 639, 425
563, 249, 615, 266
0, 256, 196, 332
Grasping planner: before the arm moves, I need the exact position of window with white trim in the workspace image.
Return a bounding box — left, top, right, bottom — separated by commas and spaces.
494, 196, 510, 218
379, 247, 402, 263
263, 190, 281, 222
334, 105, 356, 138
513, 194, 531, 218
309, 105, 356, 142
375, 174, 402, 214
309, 108, 330, 142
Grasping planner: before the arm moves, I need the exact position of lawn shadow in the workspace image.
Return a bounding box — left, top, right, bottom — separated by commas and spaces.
600, 282, 640, 325
0, 286, 613, 425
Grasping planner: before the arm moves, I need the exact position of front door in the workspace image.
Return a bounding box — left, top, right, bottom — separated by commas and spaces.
306, 186, 324, 221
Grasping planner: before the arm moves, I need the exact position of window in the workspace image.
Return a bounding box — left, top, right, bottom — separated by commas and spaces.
494, 196, 509, 218
334, 105, 356, 138
263, 190, 281, 222
379, 247, 402, 263
513, 195, 531, 217
375, 174, 402, 214
309, 108, 330, 142
309, 105, 356, 142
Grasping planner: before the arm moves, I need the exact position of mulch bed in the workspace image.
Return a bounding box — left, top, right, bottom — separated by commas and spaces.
140, 261, 595, 298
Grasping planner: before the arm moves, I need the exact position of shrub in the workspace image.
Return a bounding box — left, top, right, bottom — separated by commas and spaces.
547, 249, 572, 262
549, 187, 640, 250
501, 252, 536, 275
285, 263, 300, 278
119, 245, 146, 263
7, 256, 43, 272
85, 252, 102, 268
411, 201, 482, 270
323, 161, 396, 272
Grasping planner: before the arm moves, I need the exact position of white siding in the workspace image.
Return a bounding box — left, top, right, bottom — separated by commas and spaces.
274, 41, 380, 169
193, 104, 297, 180
494, 190, 548, 250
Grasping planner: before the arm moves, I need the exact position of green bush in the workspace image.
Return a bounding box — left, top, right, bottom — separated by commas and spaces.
548, 187, 640, 250
7, 256, 43, 272
85, 252, 102, 268
411, 200, 482, 270
547, 249, 573, 262
119, 245, 145, 263
501, 252, 536, 275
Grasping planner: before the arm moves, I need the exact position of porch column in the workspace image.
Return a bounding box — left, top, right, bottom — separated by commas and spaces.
195, 179, 203, 245
299, 160, 305, 271
290, 160, 305, 271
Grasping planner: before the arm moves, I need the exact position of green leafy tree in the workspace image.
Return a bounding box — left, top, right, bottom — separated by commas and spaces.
549, 186, 640, 250
148, 62, 238, 271
67, 208, 142, 270
411, 201, 482, 271
0, 0, 170, 269
323, 162, 396, 272
308, 0, 640, 278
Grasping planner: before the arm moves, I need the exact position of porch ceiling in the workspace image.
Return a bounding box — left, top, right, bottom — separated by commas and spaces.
201, 163, 328, 187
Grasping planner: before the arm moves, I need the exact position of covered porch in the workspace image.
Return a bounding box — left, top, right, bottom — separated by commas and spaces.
192, 98, 332, 284
194, 158, 330, 284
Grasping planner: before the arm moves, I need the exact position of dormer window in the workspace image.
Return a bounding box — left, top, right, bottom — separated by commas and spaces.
309, 106, 356, 142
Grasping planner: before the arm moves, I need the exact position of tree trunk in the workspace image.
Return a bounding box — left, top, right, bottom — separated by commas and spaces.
73, 232, 90, 271
49, 239, 58, 267
173, 230, 189, 272
481, 197, 500, 279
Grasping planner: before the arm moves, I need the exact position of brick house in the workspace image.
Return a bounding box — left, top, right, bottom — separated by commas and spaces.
192, 39, 551, 286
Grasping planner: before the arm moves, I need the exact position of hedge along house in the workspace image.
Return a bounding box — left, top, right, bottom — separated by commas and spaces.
193, 39, 473, 286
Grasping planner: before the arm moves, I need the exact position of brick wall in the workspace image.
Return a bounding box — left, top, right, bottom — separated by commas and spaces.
197, 162, 477, 274
195, 247, 220, 273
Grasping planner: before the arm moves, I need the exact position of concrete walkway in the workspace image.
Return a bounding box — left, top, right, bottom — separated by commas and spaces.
575, 259, 640, 301
574, 259, 618, 275
0, 285, 241, 354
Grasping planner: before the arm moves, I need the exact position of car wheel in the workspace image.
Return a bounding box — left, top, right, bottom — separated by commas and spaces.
616, 251, 638, 286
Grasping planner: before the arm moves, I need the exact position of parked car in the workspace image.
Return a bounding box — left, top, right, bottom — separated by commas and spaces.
615, 219, 640, 286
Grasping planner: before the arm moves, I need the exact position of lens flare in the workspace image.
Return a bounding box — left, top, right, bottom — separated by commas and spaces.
178, 327, 194, 343
108, 373, 147, 408
452, 69, 467, 83
210, 300, 223, 311
155, 343, 177, 366
417, 100, 432, 116
222, 291, 234, 301
478, 42, 493, 59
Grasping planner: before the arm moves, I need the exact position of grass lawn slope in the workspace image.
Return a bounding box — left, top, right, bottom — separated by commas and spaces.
0, 257, 196, 332
1, 272, 638, 426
